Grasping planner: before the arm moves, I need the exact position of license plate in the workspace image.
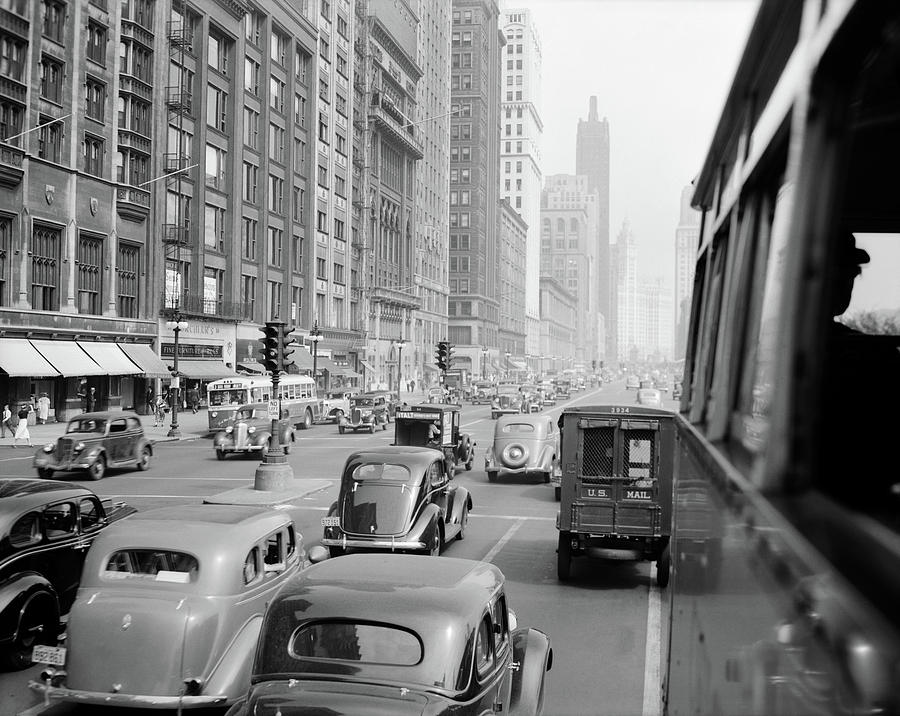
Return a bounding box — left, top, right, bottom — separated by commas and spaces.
321, 516, 340, 527
32, 645, 66, 666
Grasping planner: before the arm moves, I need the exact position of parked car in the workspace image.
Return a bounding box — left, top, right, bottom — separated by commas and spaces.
213, 403, 295, 459
33, 412, 152, 481
319, 389, 357, 423
635, 388, 663, 407
338, 392, 390, 433
0, 479, 135, 670
485, 415, 560, 492
30, 504, 320, 709
322, 446, 472, 557
394, 403, 476, 475
224, 554, 553, 716
369, 390, 401, 421
491, 384, 524, 419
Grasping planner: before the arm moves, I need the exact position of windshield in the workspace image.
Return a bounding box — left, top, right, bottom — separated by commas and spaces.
66, 419, 106, 434
352, 398, 373, 407
236, 408, 266, 421
209, 389, 248, 406
325, 391, 346, 399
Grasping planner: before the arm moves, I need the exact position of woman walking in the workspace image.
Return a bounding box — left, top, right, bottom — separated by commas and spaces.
13, 404, 32, 448
37, 392, 50, 424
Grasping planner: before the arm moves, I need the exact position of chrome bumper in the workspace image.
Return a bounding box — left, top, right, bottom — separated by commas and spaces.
322, 535, 426, 551
29, 681, 228, 709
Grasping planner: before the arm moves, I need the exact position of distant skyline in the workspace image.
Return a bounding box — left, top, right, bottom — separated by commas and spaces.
500, 0, 759, 284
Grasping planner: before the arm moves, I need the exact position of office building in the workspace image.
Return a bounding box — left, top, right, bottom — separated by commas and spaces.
674, 184, 700, 357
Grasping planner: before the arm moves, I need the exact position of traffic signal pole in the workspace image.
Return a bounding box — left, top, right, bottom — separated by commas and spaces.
254, 321, 295, 490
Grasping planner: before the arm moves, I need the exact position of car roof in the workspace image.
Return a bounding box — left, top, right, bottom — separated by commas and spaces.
67, 411, 141, 422
561, 404, 671, 418
405, 402, 459, 412
0, 479, 98, 531
344, 446, 445, 470
263, 554, 504, 693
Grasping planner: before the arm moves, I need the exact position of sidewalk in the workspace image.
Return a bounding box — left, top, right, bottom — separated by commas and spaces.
2, 408, 211, 448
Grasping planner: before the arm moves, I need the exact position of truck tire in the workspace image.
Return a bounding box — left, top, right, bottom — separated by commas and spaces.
557, 532, 572, 581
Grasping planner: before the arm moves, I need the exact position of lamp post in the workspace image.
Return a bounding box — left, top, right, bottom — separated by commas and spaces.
481, 346, 488, 380
310, 320, 322, 395
505, 350, 511, 380
394, 334, 407, 394
165, 313, 189, 437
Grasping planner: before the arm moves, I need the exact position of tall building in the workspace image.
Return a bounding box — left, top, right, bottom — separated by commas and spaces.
540, 174, 598, 369
498, 199, 528, 375
674, 184, 701, 357
0, 0, 319, 419
448, 0, 504, 375
539, 276, 576, 375
499, 8, 542, 370
615, 219, 639, 363
575, 96, 612, 361
413, 0, 452, 389
636, 277, 674, 362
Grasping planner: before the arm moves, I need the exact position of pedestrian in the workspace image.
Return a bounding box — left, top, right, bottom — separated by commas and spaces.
85, 386, 97, 413
187, 385, 200, 414
410, 378, 416, 394
36, 392, 50, 425
153, 394, 167, 427
13, 404, 32, 448
76, 379, 88, 412
1, 404, 11, 438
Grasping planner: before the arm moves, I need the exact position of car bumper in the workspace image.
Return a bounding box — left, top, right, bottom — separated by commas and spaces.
29, 681, 228, 709
322, 535, 426, 551
33, 458, 96, 471
215, 444, 264, 453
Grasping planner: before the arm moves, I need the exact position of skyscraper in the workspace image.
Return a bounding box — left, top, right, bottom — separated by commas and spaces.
674, 184, 701, 357
576, 97, 612, 362
500, 8, 543, 370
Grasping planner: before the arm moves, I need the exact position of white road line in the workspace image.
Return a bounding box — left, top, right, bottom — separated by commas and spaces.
481, 517, 524, 563
642, 564, 663, 716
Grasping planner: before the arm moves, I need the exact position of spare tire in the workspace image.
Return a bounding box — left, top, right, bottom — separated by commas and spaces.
501, 443, 528, 468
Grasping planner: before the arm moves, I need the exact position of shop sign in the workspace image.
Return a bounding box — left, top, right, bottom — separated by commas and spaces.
161, 343, 223, 359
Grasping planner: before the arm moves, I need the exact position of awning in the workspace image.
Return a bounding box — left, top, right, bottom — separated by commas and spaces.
119, 343, 170, 378
31, 340, 105, 376
314, 355, 340, 374
293, 348, 315, 370
77, 342, 141, 375
509, 359, 527, 371
359, 359, 375, 373
237, 361, 266, 374
329, 364, 361, 378
0, 339, 60, 377
177, 360, 235, 379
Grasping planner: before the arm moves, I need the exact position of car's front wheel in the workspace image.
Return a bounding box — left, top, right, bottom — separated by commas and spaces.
87, 455, 106, 480
215, 449, 226, 461
3, 601, 55, 671
426, 520, 442, 556
136, 446, 151, 471
457, 504, 469, 541
300, 409, 312, 430
487, 470, 498, 483
37, 467, 53, 479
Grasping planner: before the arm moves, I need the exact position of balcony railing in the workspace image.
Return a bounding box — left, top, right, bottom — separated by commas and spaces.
160, 291, 248, 321
121, 19, 154, 49
0, 143, 24, 188
116, 128, 151, 154
166, 86, 192, 114
162, 223, 191, 246
166, 20, 193, 47
165, 152, 192, 174
115, 186, 150, 222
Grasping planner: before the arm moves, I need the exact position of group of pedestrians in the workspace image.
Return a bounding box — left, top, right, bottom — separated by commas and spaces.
2, 402, 35, 447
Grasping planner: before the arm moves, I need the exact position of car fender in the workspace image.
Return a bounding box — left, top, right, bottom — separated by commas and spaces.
508, 627, 552, 716
203, 615, 263, 700
408, 503, 443, 542
0, 574, 59, 644
447, 486, 471, 525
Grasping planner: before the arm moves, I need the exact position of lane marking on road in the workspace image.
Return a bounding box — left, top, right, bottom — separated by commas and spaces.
481, 518, 525, 563
642, 563, 663, 716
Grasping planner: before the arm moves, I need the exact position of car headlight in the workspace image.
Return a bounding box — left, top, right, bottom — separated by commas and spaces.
247, 426, 256, 434
211, 411, 218, 417
225, 426, 233, 434
73, 442, 85, 453
43, 443, 54, 453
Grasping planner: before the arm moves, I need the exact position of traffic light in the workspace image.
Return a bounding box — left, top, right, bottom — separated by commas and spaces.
279, 325, 296, 371
259, 322, 281, 373
434, 341, 449, 371
446, 343, 455, 369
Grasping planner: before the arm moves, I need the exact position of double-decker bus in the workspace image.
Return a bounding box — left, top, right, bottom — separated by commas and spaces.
206, 374, 322, 432
665, 2, 900, 714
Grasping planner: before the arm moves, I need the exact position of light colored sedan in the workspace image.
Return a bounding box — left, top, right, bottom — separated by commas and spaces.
485, 414, 560, 491
635, 388, 663, 407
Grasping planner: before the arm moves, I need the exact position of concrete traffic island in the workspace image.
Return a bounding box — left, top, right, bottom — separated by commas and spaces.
204, 448, 330, 507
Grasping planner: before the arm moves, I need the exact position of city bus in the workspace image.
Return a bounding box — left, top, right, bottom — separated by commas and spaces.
663, 2, 900, 715
206, 375, 322, 432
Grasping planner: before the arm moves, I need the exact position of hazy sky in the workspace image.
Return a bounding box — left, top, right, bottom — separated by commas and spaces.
500, 0, 759, 283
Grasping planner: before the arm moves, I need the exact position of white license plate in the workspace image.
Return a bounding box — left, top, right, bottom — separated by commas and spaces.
32, 645, 66, 666
321, 516, 340, 527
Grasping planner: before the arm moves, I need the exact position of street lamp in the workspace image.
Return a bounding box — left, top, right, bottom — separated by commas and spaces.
505, 350, 511, 379
165, 313, 189, 437
310, 320, 322, 394
394, 334, 407, 394
481, 346, 488, 380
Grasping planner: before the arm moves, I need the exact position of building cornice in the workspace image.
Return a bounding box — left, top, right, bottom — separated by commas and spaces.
212, 0, 249, 20
370, 19, 423, 81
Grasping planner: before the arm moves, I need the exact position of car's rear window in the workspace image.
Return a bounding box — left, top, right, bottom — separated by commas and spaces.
103, 549, 199, 583
502, 423, 535, 434
289, 622, 422, 665
66, 419, 106, 433
351, 463, 410, 482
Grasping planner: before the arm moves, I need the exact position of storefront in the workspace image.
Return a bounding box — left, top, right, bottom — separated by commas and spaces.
160, 320, 237, 408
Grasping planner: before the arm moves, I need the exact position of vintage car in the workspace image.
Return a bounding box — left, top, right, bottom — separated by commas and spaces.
30, 504, 321, 709
672, 381, 683, 400
338, 392, 389, 433
635, 388, 663, 407
485, 415, 560, 491
470, 379, 495, 404
538, 381, 557, 406
625, 374, 641, 390
552, 379, 571, 400
33, 412, 152, 481
426, 385, 448, 403
318, 389, 358, 423
213, 403, 295, 459
519, 384, 544, 413
224, 554, 552, 716
491, 384, 524, 419
0, 479, 135, 670
321, 446, 472, 557
369, 390, 401, 420
394, 403, 476, 475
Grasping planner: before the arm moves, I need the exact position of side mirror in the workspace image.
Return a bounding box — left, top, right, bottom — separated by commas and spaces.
307, 545, 329, 563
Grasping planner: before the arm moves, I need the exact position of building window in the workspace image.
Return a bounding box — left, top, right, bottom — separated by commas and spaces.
333, 218, 345, 240
203, 267, 223, 314
120, 40, 152, 82
333, 262, 344, 284
241, 274, 256, 320
206, 84, 228, 132
269, 226, 283, 265
42, 0, 65, 43
83, 134, 104, 177
316, 257, 327, 279
269, 175, 284, 213
31, 224, 59, 311
77, 234, 102, 315
269, 123, 285, 163
85, 78, 106, 121
40, 55, 63, 104
204, 204, 225, 252
244, 58, 260, 95
0, 216, 10, 306
270, 77, 285, 113
335, 174, 346, 198
208, 30, 229, 75
317, 163, 328, 187
242, 216, 257, 259
291, 285, 302, 320
295, 47, 310, 84
116, 241, 139, 318
243, 162, 258, 202
116, 148, 149, 186
245, 7, 262, 46
292, 233, 303, 272
316, 211, 327, 233
271, 31, 286, 65
268, 280, 282, 319
293, 186, 305, 223
37, 114, 62, 162
205, 143, 227, 189
86, 20, 107, 65
294, 94, 307, 126
243, 107, 259, 148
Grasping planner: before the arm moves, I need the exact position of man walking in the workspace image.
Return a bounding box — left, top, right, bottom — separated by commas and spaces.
1, 404, 11, 438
